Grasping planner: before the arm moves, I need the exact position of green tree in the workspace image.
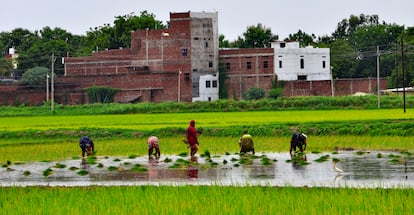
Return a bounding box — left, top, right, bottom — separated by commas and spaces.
286, 30, 316, 47
0, 57, 13, 77
328, 39, 356, 78
85, 11, 165, 51
20, 66, 51, 86
219, 34, 230, 48
231, 23, 278, 48
243, 87, 265, 100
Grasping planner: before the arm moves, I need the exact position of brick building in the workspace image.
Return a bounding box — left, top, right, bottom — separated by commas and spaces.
219, 48, 275, 99
0, 11, 388, 106
62, 11, 219, 103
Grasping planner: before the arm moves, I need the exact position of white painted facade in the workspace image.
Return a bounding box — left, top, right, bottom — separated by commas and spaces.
192, 73, 219, 102
271, 41, 331, 81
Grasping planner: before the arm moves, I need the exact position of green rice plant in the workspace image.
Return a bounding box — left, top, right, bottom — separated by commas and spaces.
113, 158, 121, 162
97, 163, 104, 168
230, 157, 239, 162
54, 163, 66, 169
178, 152, 188, 157
69, 166, 79, 171
355, 151, 366, 155
1, 185, 414, 214
42, 168, 53, 177
108, 166, 119, 171
163, 157, 172, 163
128, 154, 138, 159
169, 158, 191, 169
77, 170, 89, 176
314, 154, 330, 162
260, 156, 272, 165
389, 158, 401, 164
200, 150, 211, 160
130, 164, 147, 172
239, 156, 253, 165
23, 171, 30, 176
86, 156, 97, 164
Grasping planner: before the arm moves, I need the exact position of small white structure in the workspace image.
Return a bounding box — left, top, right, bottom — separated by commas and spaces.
271, 41, 331, 81
192, 73, 219, 102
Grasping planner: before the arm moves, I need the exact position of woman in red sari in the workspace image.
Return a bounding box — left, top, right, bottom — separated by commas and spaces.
186, 120, 199, 158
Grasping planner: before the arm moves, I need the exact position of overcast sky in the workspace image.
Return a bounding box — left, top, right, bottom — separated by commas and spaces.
1, 0, 413, 41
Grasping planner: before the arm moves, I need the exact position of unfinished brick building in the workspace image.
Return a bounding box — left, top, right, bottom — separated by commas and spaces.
219, 48, 275, 99
62, 11, 219, 104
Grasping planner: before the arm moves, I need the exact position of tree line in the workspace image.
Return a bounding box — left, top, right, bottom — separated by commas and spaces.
1, 11, 413, 88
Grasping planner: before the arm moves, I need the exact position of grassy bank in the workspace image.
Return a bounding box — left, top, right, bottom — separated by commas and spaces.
1, 186, 412, 214
0, 95, 412, 116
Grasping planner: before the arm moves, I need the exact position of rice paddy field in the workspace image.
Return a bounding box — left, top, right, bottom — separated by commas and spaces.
1, 107, 414, 214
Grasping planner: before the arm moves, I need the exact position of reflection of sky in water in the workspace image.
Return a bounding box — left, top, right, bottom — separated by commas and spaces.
1, 151, 413, 188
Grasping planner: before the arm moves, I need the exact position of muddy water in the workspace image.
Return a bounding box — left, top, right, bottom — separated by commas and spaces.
1, 151, 413, 188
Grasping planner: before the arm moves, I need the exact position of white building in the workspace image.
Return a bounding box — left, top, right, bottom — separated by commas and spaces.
192, 73, 219, 102
271, 41, 331, 81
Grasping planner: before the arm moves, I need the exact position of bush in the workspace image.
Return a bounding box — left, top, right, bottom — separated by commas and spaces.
268, 88, 284, 99
84, 85, 119, 104
243, 88, 265, 100
20, 66, 52, 86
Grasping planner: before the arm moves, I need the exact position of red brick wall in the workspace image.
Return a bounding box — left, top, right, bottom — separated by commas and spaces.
0, 77, 387, 106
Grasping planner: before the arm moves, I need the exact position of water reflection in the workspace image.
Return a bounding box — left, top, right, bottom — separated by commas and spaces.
0, 151, 413, 188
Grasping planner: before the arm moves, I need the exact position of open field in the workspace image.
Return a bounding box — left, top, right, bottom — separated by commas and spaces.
1, 186, 413, 214
1, 107, 414, 214
1, 109, 414, 131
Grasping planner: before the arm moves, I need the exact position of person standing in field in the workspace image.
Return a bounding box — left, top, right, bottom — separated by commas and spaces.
79, 136, 95, 158
147, 136, 160, 160
289, 132, 307, 156
238, 130, 255, 155
186, 120, 199, 158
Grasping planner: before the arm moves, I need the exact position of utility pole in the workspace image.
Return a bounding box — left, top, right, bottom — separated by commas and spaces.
51, 53, 55, 115
376, 46, 380, 109
401, 39, 406, 113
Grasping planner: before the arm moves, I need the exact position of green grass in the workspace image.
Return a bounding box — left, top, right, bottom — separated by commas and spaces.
1, 109, 414, 131
1, 135, 413, 163
0, 186, 412, 214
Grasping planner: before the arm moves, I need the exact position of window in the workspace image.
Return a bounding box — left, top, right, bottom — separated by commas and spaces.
212, 80, 217, 88
322, 60, 326, 68
205, 42, 209, 48
181, 48, 188, 56
247, 62, 252, 69
208, 61, 213, 68
226, 62, 231, 70
263, 61, 268, 69
300, 58, 304, 69
280, 43, 286, 48
279, 60, 282, 68
298, 75, 307, 80
206, 80, 211, 88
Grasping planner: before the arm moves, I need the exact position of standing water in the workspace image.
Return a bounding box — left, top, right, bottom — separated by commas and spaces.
0, 151, 413, 188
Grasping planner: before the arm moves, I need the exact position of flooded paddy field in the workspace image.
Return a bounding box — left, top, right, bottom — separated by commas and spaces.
1, 151, 413, 188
